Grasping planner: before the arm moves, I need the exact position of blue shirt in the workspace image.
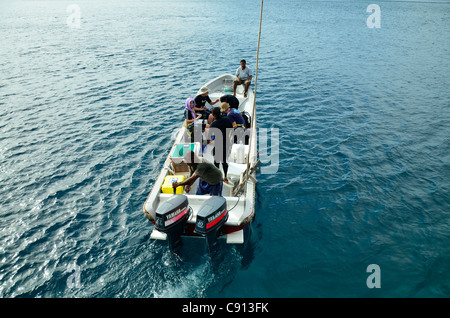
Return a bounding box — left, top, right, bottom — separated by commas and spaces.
227, 109, 246, 127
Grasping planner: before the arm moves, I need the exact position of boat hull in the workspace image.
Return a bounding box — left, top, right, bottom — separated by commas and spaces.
143, 73, 258, 247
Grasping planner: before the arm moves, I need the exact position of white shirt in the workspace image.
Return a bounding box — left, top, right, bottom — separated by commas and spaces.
235, 66, 253, 80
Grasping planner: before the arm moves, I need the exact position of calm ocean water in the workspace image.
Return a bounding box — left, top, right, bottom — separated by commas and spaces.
0, 0, 449, 298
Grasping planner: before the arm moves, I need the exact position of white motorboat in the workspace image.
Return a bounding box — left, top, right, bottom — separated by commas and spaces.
142, 73, 259, 250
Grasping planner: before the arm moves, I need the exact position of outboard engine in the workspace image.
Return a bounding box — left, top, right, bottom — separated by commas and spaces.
194, 196, 228, 249
155, 194, 191, 251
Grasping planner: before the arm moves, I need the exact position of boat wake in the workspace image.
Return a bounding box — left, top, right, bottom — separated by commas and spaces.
150, 242, 244, 298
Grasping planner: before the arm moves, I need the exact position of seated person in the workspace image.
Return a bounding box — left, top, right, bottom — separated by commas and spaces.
194, 86, 219, 120
172, 150, 223, 196
220, 102, 248, 145
184, 97, 202, 140
233, 59, 253, 97
220, 94, 240, 109
220, 102, 246, 128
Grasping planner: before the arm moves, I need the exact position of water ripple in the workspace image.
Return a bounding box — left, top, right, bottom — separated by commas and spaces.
1, 0, 449, 298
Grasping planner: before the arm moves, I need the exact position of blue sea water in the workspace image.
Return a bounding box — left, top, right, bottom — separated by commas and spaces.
0, 0, 449, 298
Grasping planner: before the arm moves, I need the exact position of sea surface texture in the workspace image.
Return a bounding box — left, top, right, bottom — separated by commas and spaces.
0, 0, 449, 297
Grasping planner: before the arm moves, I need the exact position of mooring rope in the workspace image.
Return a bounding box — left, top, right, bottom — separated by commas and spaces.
249, 0, 263, 166
249, 0, 263, 161
252, 0, 263, 118
233, 0, 263, 197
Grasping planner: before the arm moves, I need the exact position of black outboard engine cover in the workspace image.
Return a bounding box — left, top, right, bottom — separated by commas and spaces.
155, 194, 190, 250
195, 196, 228, 248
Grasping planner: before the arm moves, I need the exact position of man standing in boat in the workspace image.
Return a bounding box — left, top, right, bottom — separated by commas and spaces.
172, 150, 223, 196
207, 107, 233, 183
194, 86, 219, 120
233, 59, 252, 98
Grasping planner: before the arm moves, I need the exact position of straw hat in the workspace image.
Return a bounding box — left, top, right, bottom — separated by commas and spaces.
220, 102, 230, 112
199, 86, 210, 94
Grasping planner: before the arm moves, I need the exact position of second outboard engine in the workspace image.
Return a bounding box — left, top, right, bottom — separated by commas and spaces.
194, 196, 228, 249
155, 194, 191, 251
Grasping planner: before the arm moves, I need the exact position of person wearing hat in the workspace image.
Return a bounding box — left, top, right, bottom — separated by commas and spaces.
194, 86, 219, 120
220, 102, 246, 129
221, 102, 249, 145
